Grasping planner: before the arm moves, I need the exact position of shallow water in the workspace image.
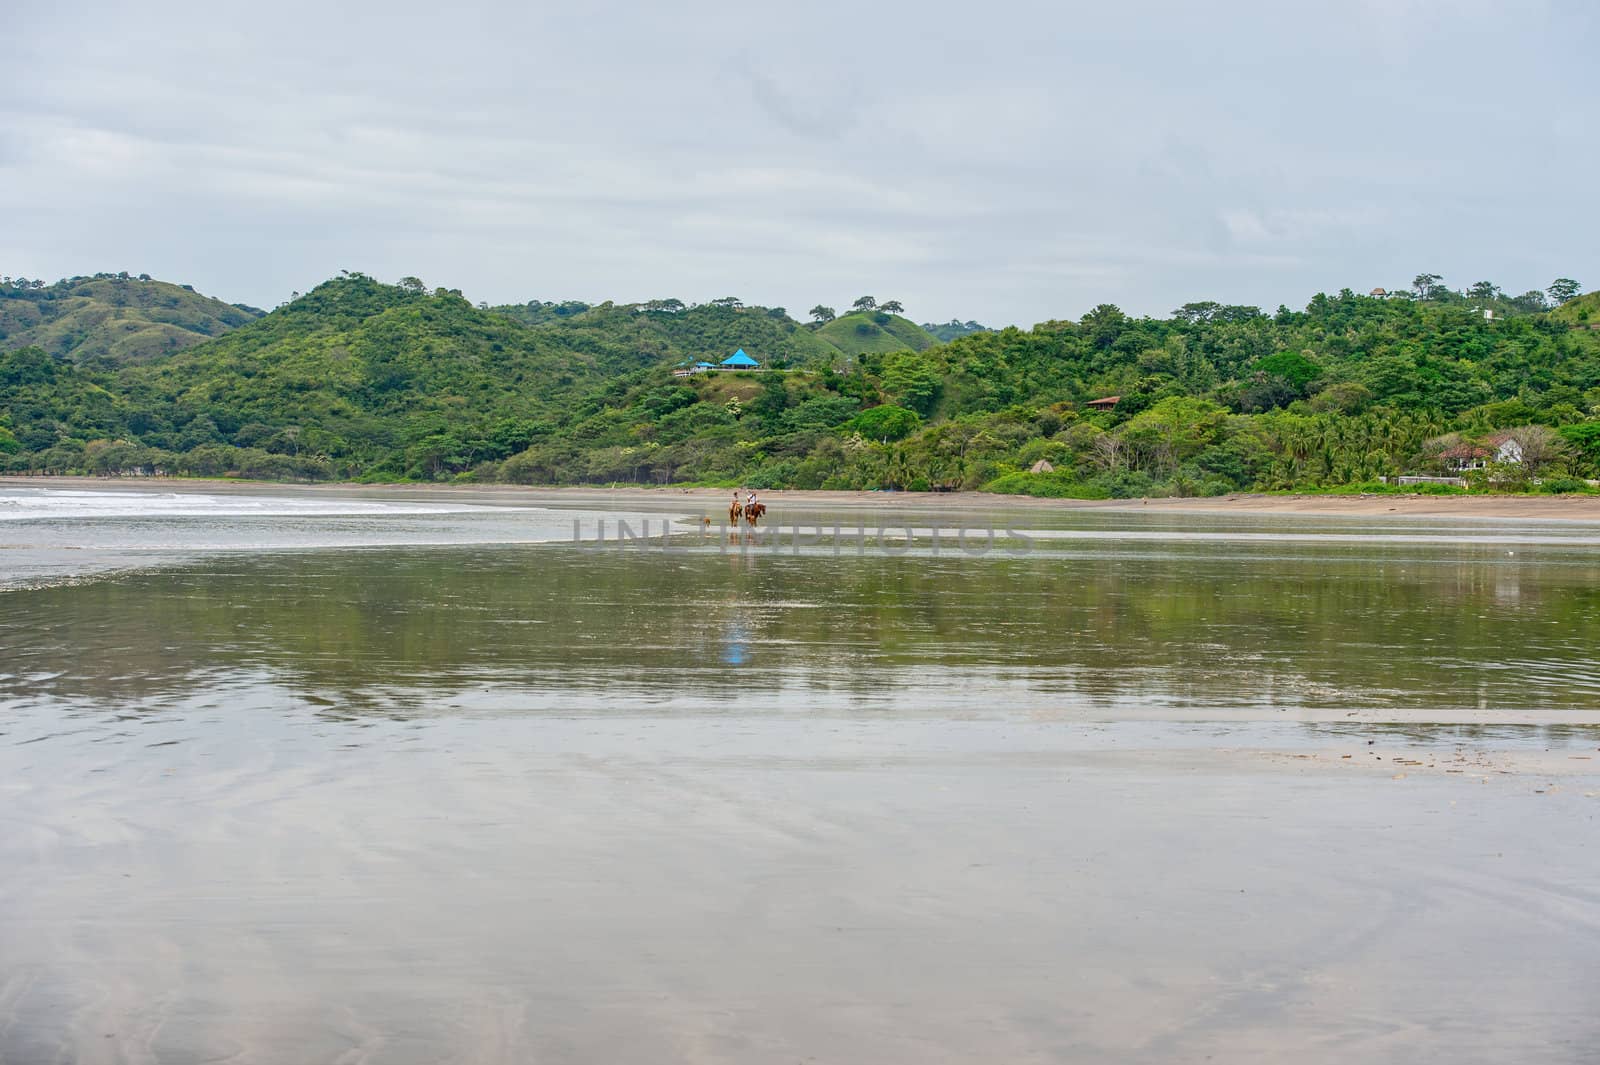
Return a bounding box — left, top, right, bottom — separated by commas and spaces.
2, 483, 1598, 1063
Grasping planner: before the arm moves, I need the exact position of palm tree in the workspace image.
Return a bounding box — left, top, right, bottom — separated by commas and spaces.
1280, 421, 1315, 473
885, 446, 914, 490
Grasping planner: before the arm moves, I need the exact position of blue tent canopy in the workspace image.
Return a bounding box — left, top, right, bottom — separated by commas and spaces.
720, 349, 759, 368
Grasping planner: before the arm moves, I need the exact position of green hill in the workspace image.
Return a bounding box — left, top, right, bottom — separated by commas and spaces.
120, 274, 671, 477
6, 274, 1600, 496
0, 274, 261, 364
1, 275, 893, 481
526, 300, 844, 367
1551, 290, 1599, 328
814, 311, 937, 357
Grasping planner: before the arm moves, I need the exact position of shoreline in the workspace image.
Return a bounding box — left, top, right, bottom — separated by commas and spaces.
8, 474, 1600, 521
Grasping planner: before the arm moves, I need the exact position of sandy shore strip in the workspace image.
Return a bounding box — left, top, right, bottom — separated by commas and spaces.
8, 475, 1600, 521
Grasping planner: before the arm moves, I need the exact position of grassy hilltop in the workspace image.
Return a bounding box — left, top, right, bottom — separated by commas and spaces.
3, 271, 1598, 494
0, 273, 261, 365
1551, 290, 1600, 328
814, 311, 937, 357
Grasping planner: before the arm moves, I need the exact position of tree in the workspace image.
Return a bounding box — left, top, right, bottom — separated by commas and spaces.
397, 276, 426, 293
846, 405, 920, 442
1502, 425, 1569, 475
1119, 397, 1229, 475
1173, 301, 1221, 324
852, 296, 877, 312
1558, 421, 1600, 469
709, 296, 743, 309
1089, 433, 1125, 474
809, 305, 836, 324
879, 299, 904, 314
1548, 278, 1582, 306
880, 351, 942, 415
1265, 351, 1322, 389
1412, 273, 1444, 300
1508, 290, 1548, 313
1081, 303, 1127, 349
1467, 281, 1499, 303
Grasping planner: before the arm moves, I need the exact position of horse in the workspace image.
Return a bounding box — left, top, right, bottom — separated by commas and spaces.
729, 500, 743, 526
742, 502, 767, 527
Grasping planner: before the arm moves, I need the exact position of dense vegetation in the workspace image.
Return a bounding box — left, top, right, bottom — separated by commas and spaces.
3, 270, 1597, 496
922, 319, 992, 343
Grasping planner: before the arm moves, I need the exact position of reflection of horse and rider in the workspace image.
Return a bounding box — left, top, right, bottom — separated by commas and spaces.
730, 490, 767, 528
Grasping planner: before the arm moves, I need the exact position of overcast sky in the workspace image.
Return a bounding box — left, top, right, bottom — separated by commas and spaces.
3, 0, 1594, 325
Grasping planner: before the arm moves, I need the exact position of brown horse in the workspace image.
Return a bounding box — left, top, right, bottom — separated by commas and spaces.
743, 502, 767, 527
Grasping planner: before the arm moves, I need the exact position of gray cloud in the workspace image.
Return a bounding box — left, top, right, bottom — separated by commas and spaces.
3, 0, 1594, 324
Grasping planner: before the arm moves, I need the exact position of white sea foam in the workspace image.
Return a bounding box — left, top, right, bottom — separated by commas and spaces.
0, 487, 698, 590
0, 488, 533, 522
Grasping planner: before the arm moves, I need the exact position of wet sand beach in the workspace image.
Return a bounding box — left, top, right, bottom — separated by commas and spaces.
8, 474, 1600, 521
5, 714, 1598, 1065
1, 481, 1597, 1063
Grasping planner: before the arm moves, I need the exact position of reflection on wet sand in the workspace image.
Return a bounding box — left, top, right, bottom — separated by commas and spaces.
2, 487, 1599, 1063
5, 713, 1597, 1064
5, 537, 1600, 715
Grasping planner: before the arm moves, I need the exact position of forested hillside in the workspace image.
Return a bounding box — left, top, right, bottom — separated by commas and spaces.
922, 319, 991, 343
524, 298, 845, 367
3, 271, 1596, 495
0, 273, 261, 364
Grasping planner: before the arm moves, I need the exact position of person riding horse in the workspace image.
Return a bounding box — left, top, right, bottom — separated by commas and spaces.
743, 491, 766, 527
728, 490, 767, 528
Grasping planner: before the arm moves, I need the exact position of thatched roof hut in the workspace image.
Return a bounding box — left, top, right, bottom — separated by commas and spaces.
1029, 459, 1055, 474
